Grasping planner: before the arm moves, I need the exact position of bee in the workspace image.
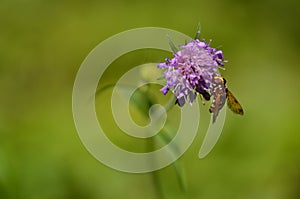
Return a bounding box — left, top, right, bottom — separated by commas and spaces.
209, 76, 244, 123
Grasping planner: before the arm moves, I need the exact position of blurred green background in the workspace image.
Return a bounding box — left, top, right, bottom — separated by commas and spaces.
1, 0, 300, 198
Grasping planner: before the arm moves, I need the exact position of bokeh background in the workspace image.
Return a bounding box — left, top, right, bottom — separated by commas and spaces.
1, 0, 300, 198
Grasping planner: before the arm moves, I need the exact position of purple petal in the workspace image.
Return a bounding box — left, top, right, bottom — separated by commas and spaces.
160, 86, 169, 95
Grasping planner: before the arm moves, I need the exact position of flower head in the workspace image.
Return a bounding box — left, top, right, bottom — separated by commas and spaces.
158, 38, 226, 106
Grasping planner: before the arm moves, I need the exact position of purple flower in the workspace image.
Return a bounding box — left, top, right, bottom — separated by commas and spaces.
158, 38, 226, 106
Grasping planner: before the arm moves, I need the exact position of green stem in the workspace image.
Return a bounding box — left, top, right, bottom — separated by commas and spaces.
97, 84, 183, 198
150, 171, 165, 199
147, 139, 165, 199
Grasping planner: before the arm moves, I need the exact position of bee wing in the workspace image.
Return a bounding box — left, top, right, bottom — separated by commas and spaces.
227, 90, 244, 115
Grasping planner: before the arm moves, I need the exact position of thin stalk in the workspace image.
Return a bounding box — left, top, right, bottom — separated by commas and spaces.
146, 138, 165, 199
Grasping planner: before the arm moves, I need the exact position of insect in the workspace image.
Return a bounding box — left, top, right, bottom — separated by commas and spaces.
209, 76, 244, 123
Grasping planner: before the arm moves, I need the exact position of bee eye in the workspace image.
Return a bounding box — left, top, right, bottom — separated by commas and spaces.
223, 78, 227, 85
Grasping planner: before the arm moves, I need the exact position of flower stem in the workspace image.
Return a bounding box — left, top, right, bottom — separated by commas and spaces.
147, 137, 165, 199
150, 170, 165, 199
